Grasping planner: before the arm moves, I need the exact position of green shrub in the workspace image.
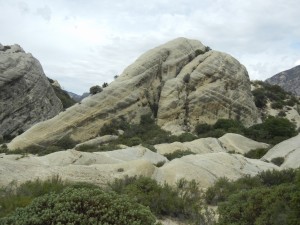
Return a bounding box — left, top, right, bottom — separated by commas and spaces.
217, 184, 300, 225
194, 123, 212, 135
175, 133, 197, 142
205, 169, 298, 206
244, 116, 297, 144
271, 157, 285, 166
89, 85, 103, 95
108, 176, 214, 224
164, 150, 195, 160
271, 101, 284, 109
154, 161, 166, 167
244, 148, 269, 159
278, 110, 287, 117
213, 119, 244, 131
258, 169, 297, 186
252, 88, 268, 108
1, 187, 157, 225
54, 135, 77, 149
0, 144, 8, 154
201, 128, 226, 138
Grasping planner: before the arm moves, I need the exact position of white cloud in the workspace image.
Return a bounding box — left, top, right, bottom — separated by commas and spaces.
0, 0, 299, 93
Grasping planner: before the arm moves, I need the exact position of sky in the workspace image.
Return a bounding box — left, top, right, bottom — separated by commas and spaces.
1, 0, 300, 94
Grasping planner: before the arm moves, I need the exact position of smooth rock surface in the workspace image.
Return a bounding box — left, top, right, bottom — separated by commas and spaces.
219, 133, 270, 154
0, 44, 62, 137
155, 152, 278, 188
0, 147, 167, 187
155, 138, 225, 155
262, 134, 300, 169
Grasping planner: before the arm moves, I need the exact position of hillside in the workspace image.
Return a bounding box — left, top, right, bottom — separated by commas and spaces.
266, 65, 300, 96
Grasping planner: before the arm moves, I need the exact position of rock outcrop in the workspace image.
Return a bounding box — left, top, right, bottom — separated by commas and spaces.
9, 38, 259, 149
0, 44, 62, 138
262, 133, 300, 169
266, 65, 300, 96
0, 147, 277, 189
154, 133, 269, 155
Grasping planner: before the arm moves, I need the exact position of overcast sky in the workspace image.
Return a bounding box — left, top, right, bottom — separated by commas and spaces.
1, 0, 300, 94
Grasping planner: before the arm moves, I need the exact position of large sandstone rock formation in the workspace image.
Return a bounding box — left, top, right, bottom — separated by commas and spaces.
266, 65, 300, 96
0, 44, 62, 138
9, 38, 259, 149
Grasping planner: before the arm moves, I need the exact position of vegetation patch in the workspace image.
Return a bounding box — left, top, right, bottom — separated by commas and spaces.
164, 150, 195, 160
1, 187, 157, 225
108, 176, 215, 224
195, 116, 297, 145
271, 157, 285, 166
244, 148, 269, 159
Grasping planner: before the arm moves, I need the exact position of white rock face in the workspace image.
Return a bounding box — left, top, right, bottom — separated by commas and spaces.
0, 44, 62, 137
9, 37, 259, 150
219, 133, 270, 154
262, 134, 300, 169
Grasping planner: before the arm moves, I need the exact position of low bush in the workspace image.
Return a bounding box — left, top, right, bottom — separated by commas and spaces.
194, 123, 212, 135
89, 85, 103, 95
1, 187, 157, 225
244, 148, 269, 159
217, 183, 300, 225
213, 119, 243, 131
271, 157, 285, 166
164, 150, 195, 160
205, 169, 299, 206
108, 176, 214, 224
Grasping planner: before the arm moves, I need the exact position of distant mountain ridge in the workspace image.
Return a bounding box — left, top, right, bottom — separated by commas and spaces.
266, 65, 300, 96
67, 91, 89, 102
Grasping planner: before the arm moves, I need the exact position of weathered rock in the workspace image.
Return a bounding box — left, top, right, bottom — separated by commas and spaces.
9, 38, 259, 150
155, 152, 278, 188
154, 133, 269, 155
262, 134, 300, 169
0, 44, 62, 137
266, 65, 300, 96
75, 135, 118, 148
219, 133, 270, 154
155, 138, 225, 155
0, 146, 167, 187
0, 149, 277, 189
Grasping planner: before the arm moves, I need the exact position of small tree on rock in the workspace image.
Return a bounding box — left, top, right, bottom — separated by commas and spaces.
90, 85, 103, 95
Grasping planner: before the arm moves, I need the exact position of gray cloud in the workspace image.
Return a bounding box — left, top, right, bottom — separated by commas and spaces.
0, 0, 299, 93
36, 6, 52, 21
